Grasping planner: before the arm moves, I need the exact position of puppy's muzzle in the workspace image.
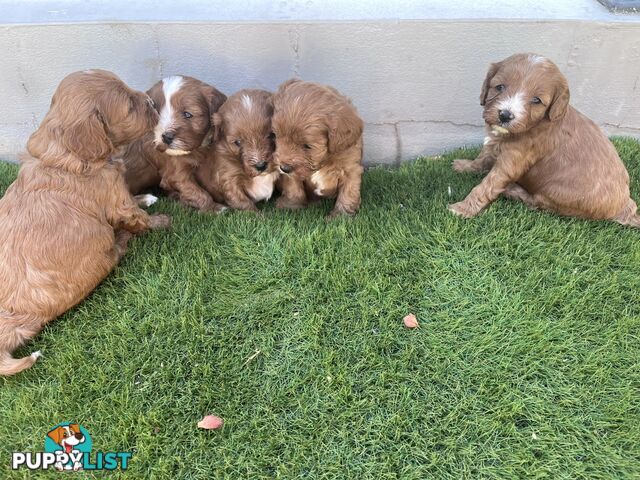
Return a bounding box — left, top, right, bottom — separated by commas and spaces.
279, 164, 293, 174
499, 109, 514, 124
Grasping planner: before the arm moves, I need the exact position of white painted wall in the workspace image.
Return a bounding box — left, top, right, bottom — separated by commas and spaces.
1, 0, 639, 164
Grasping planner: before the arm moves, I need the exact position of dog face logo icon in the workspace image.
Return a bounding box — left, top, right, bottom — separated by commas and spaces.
44, 422, 92, 471
12, 421, 131, 471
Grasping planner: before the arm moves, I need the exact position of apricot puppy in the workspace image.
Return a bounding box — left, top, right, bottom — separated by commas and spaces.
0, 70, 170, 376
449, 53, 640, 227
271, 79, 364, 219
196, 89, 278, 212
123, 75, 227, 212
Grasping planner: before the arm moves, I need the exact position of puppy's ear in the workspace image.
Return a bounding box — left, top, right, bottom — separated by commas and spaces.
480, 62, 500, 106
61, 110, 113, 160
47, 427, 64, 445
327, 105, 363, 154
146, 81, 164, 112
28, 109, 112, 161
548, 77, 570, 121
212, 112, 224, 142
203, 85, 227, 116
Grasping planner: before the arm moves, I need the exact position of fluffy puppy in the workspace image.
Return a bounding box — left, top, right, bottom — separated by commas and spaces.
122, 75, 227, 212
449, 53, 640, 227
0, 70, 169, 376
196, 89, 278, 212
271, 79, 364, 219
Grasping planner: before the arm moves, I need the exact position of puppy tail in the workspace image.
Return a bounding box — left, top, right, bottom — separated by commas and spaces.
0, 311, 43, 377
0, 351, 41, 377
614, 200, 640, 229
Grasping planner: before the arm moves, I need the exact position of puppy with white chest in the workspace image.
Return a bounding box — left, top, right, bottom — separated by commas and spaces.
122, 75, 227, 212
271, 79, 364, 219
196, 89, 278, 212
449, 53, 640, 227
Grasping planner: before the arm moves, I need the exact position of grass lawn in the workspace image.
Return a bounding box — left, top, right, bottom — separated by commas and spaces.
1, 138, 639, 479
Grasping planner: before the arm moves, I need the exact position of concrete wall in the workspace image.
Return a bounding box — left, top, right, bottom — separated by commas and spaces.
1, 1, 640, 165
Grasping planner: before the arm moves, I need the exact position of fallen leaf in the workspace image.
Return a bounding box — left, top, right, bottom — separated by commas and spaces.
403, 313, 419, 329
197, 415, 224, 430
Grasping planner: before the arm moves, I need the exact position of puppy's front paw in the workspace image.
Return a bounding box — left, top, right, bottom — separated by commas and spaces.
452, 159, 476, 173
448, 201, 479, 219
326, 208, 356, 221
202, 202, 229, 215
276, 197, 306, 210
149, 214, 172, 229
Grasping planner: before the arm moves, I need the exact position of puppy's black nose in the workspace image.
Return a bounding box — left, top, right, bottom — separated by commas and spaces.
74, 433, 83, 440
499, 110, 514, 123
161, 132, 174, 145
255, 161, 267, 172
279, 164, 293, 174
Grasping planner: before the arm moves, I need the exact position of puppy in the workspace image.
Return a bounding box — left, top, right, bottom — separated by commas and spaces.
271, 79, 364, 219
449, 53, 640, 227
0, 70, 170, 376
47, 424, 85, 471
196, 89, 278, 212
122, 75, 227, 212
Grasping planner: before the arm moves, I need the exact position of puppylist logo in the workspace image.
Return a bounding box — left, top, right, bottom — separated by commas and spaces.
12, 422, 132, 472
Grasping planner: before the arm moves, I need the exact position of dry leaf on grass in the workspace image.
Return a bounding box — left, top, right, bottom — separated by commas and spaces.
403, 313, 419, 329
197, 415, 224, 430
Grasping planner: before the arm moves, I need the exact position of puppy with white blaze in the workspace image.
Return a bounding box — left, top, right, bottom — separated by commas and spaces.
122, 75, 227, 212
449, 53, 640, 227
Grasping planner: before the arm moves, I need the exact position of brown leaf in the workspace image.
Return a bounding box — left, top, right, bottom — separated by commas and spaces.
403, 313, 419, 329
197, 415, 224, 430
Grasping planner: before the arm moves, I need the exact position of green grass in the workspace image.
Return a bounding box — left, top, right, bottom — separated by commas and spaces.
1, 138, 639, 479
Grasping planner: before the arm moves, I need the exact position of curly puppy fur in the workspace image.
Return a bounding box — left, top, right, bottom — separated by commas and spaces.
271, 79, 364, 219
449, 53, 640, 227
122, 75, 227, 212
0, 70, 170, 376
196, 89, 278, 212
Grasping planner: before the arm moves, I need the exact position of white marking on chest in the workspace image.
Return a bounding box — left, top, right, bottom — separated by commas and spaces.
247, 172, 278, 202
154, 76, 184, 143
497, 92, 525, 123
311, 170, 329, 196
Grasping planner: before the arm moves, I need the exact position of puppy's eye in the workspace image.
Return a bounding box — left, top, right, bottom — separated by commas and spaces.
531, 97, 542, 104
233, 139, 241, 147
268, 132, 276, 140
495, 84, 505, 92
183, 111, 193, 119
303, 144, 312, 150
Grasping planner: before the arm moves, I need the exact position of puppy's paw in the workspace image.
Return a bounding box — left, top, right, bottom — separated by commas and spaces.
149, 214, 172, 229
31, 351, 43, 361
452, 159, 476, 173
448, 201, 478, 219
202, 202, 229, 215
135, 194, 158, 208
166, 190, 180, 201
326, 209, 356, 221
276, 197, 306, 210
213, 204, 229, 215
